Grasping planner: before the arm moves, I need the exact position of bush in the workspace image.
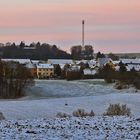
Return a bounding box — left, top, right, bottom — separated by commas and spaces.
56, 112, 71, 118
114, 82, 128, 90
133, 79, 140, 90
0, 112, 5, 120
73, 109, 95, 117
103, 104, 131, 116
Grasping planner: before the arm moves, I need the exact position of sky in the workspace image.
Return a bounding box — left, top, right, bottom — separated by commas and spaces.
0, 0, 140, 53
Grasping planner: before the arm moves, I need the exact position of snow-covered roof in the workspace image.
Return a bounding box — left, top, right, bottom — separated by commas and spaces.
115, 64, 140, 72
25, 63, 36, 69
97, 58, 112, 67
31, 60, 40, 65
59, 64, 65, 69
126, 64, 140, 71
120, 59, 140, 64
1, 59, 31, 64
67, 66, 80, 71
88, 59, 97, 66
112, 60, 120, 65
48, 59, 73, 65
23, 47, 36, 50
37, 64, 54, 69
115, 66, 120, 71
83, 68, 97, 75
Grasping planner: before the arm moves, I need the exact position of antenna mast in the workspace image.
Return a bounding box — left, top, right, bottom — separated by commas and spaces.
82, 20, 85, 49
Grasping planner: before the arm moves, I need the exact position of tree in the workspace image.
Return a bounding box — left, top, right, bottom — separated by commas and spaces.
96, 52, 105, 59
130, 67, 136, 72
71, 45, 82, 60
19, 41, 25, 49
0, 41, 71, 59
0, 61, 34, 98
119, 61, 127, 73
54, 64, 61, 77
108, 53, 119, 60
85, 63, 90, 68
101, 63, 115, 83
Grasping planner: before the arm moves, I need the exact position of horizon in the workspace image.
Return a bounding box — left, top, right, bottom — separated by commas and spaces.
0, 0, 140, 53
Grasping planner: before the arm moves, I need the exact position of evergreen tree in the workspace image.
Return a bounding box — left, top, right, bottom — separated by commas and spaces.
54, 64, 61, 77
119, 61, 127, 73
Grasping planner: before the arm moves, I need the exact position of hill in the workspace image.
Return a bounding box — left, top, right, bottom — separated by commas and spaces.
0, 42, 71, 60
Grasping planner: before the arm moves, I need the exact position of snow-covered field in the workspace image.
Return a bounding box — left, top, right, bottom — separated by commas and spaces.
0, 79, 140, 139
24, 79, 139, 99
0, 93, 140, 120
1, 116, 140, 140
0, 79, 139, 120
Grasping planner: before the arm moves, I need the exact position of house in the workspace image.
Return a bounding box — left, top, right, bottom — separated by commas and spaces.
97, 58, 113, 68
65, 65, 81, 80
126, 64, 140, 72
48, 59, 73, 65
25, 62, 37, 78
119, 58, 140, 65
83, 65, 99, 75
83, 68, 97, 76
88, 59, 97, 67
105, 60, 116, 70
116, 59, 140, 72
36, 63, 54, 79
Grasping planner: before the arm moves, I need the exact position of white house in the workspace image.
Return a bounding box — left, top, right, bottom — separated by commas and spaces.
97, 58, 113, 68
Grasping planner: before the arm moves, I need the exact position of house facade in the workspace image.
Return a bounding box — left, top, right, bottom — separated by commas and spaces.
37, 64, 54, 79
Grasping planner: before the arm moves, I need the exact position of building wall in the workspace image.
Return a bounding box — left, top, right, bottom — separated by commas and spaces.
37, 68, 54, 78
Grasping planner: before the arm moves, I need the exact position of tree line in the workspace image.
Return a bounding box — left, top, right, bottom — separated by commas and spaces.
0, 60, 34, 98
0, 42, 71, 60
99, 61, 140, 89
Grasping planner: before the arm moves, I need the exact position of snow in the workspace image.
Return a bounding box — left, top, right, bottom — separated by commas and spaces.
0, 80, 139, 120
48, 59, 73, 65
37, 63, 54, 69
25, 79, 139, 99
83, 68, 97, 75
0, 93, 140, 120
1, 59, 31, 64
0, 79, 140, 139
0, 116, 140, 140
120, 58, 140, 64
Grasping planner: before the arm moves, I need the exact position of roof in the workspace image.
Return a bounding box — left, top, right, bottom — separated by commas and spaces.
83, 68, 97, 75
59, 64, 65, 69
25, 63, 36, 69
31, 60, 40, 64
1, 59, 31, 64
97, 58, 112, 67
88, 59, 97, 66
37, 64, 54, 69
115, 64, 140, 72
126, 64, 140, 71
67, 66, 80, 72
119, 59, 140, 64
48, 59, 73, 65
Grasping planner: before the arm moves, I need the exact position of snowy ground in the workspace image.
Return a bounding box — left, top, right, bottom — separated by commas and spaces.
0, 116, 140, 140
0, 79, 140, 139
0, 79, 140, 120
24, 79, 139, 99
0, 93, 140, 120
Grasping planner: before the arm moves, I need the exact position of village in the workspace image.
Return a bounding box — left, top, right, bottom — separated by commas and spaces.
1, 57, 140, 79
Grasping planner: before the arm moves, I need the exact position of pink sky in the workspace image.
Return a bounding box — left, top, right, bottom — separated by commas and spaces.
0, 0, 140, 53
